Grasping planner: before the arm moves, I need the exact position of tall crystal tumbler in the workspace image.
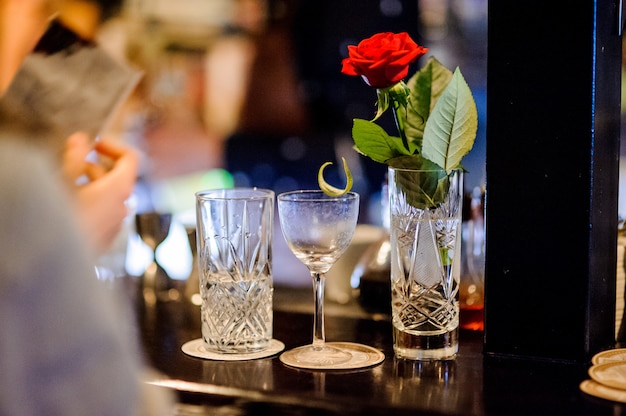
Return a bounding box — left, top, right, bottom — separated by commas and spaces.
389, 167, 463, 360
195, 188, 274, 353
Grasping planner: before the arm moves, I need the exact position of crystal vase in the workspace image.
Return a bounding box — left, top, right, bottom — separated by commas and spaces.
388, 167, 463, 360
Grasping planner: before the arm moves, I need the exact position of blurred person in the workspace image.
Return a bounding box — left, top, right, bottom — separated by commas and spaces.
0, 0, 175, 414
1, 0, 139, 254
59, 0, 138, 254
62, 131, 139, 254
58, 0, 120, 39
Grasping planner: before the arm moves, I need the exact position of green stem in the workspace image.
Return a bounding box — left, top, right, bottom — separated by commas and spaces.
391, 98, 408, 150
388, 81, 410, 152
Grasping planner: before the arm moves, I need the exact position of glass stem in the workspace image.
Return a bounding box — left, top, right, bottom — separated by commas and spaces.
310, 272, 326, 349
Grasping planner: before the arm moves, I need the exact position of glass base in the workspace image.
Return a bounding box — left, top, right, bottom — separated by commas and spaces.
202, 338, 271, 354
280, 342, 385, 370
393, 327, 459, 360
280, 344, 351, 368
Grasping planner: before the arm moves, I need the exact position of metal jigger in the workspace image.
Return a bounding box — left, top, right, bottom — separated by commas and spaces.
135, 212, 177, 304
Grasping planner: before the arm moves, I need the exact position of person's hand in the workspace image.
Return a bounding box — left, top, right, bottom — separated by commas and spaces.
62, 132, 139, 254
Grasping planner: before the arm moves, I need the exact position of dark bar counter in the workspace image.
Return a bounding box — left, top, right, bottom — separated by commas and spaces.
134, 285, 626, 415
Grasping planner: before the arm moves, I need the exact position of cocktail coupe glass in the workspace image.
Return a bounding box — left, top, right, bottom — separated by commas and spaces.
277, 190, 360, 367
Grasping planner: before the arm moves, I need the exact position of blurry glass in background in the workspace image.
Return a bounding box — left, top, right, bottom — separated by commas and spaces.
460, 186, 485, 331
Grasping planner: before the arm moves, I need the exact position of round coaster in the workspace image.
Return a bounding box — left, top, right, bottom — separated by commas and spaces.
279, 342, 385, 370
589, 361, 626, 390
592, 348, 626, 365
580, 379, 626, 403
182, 338, 285, 361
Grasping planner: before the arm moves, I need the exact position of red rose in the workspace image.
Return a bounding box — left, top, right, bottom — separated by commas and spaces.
341, 32, 428, 88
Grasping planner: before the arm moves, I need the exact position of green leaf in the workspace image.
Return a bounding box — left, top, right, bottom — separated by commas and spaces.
388, 82, 410, 108
421, 67, 478, 171
373, 83, 409, 122
352, 118, 409, 163
388, 154, 440, 170
404, 57, 454, 148
373, 89, 390, 121
388, 156, 449, 208
388, 156, 460, 209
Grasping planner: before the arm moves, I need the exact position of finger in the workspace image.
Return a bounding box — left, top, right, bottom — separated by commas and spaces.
104, 151, 139, 197
99, 142, 139, 182
93, 139, 131, 161
62, 132, 92, 182
87, 145, 139, 201
84, 162, 107, 181
65, 131, 91, 148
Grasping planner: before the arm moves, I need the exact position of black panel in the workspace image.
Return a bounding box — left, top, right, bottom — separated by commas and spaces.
484, 0, 621, 362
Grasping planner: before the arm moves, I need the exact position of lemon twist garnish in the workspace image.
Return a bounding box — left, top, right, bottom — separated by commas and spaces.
317, 157, 353, 196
